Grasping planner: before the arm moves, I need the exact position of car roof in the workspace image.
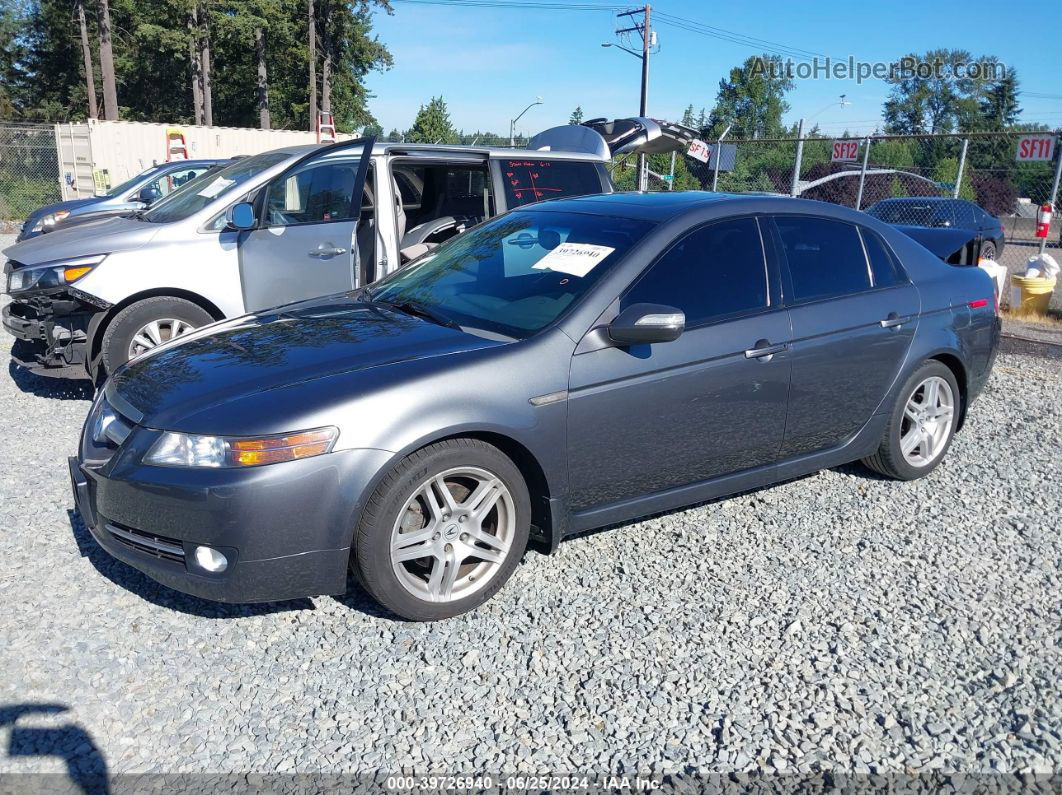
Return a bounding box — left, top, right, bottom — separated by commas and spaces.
512, 191, 795, 221
260, 141, 607, 162
874, 196, 959, 205
156, 158, 226, 168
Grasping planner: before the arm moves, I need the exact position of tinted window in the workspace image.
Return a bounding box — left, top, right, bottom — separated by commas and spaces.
501, 159, 602, 208
951, 201, 978, 228
265, 161, 359, 226
368, 210, 653, 338
775, 216, 870, 302
624, 217, 768, 326
147, 166, 211, 199
860, 228, 906, 288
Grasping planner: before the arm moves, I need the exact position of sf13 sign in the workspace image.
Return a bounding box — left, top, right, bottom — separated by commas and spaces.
831, 140, 860, 163
688, 139, 711, 163
1015, 135, 1056, 162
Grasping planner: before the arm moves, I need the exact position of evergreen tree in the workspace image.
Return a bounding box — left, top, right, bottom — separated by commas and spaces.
707, 54, 792, 139
978, 67, 1021, 130
568, 105, 583, 125
680, 104, 695, 127
407, 96, 457, 144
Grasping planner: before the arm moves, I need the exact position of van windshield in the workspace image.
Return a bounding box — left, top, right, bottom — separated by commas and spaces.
143, 151, 292, 224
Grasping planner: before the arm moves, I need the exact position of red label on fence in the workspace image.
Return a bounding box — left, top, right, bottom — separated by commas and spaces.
688, 139, 711, 163
831, 140, 860, 163
1016, 135, 1055, 162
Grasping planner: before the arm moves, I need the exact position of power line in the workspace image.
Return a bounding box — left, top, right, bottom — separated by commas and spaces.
392, 0, 624, 10
652, 10, 828, 61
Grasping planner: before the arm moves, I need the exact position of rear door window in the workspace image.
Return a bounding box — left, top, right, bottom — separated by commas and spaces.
774, 216, 871, 303
500, 159, 602, 208
859, 228, 907, 288
623, 217, 769, 327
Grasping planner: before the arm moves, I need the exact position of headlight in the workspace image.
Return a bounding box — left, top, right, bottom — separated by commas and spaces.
30, 210, 71, 233
144, 427, 338, 468
6, 255, 106, 294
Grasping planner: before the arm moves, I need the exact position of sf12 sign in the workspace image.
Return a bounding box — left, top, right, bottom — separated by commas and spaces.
831, 140, 860, 163
1016, 135, 1056, 162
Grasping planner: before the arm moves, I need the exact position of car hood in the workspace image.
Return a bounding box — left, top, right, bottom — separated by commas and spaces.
108, 296, 506, 432
3, 216, 159, 266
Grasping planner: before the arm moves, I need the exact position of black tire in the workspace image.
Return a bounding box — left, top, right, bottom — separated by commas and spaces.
980, 240, 997, 261
99, 296, 214, 374
353, 438, 531, 621
862, 360, 962, 481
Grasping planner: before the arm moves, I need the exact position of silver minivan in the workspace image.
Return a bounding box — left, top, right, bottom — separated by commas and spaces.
3, 119, 692, 380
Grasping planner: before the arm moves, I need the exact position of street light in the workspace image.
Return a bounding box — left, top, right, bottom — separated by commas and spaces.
510, 97, 543, 147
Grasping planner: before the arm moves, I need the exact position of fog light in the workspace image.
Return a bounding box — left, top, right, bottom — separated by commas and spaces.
194, 545, 228, 573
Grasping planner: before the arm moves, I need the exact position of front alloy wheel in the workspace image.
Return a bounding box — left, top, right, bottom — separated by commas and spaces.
390, 467, 516, 603
128, 318, 198, 359
353, 438, 531, 621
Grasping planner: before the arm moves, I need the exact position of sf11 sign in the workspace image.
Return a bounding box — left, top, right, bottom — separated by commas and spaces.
1016, 135, 1056, 162
831, 140, 860, 163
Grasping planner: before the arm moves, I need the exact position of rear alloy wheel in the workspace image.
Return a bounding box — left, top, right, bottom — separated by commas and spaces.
980, 241, 997, 261
354, 439, 530, 620
862, 360, 961, 480
99, 296, 214, 374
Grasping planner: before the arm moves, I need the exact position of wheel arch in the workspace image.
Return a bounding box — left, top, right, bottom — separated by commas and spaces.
86, 288, 226, 374
926, 351, 969, 430
359, 428, 563, 555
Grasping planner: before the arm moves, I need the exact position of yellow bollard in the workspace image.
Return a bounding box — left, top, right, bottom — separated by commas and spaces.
1009, 275, 1056, 315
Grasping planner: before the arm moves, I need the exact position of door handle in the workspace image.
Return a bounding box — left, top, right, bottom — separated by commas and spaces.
880, 312, 908, 329
745, 341, 787, 360
309, 244, 347, 258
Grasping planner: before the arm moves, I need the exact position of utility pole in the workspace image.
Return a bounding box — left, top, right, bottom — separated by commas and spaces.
616, 5, 652, 191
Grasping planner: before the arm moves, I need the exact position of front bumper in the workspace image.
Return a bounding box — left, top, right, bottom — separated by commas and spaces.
3, 296, 95, 378
70, 439, 394, 604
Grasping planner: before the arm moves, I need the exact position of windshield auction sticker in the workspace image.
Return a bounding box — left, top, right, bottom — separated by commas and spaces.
197, 177, 235, 198
533, 243, 615, 278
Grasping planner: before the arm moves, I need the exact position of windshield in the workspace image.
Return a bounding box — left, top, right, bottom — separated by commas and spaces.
103, 166, 160, 198
142, 151, 292, 224
368, 210, 654, 339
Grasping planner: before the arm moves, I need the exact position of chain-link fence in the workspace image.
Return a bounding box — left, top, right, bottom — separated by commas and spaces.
0, 123, 60, 222
614, 130, 1062, 246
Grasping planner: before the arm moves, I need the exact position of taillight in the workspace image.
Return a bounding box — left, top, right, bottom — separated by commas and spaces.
968, 299, 989, 309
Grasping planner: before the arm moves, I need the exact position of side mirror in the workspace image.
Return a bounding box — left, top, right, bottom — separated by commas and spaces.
137, 185, 161, 205
226, 202, 257, 231
608, 303, 685, 345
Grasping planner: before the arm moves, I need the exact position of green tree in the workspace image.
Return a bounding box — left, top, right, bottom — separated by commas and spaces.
568, 105, 583, 125
707, 55, 793, 139
977, 67, 1020, 130
883, 49, 998, 134
680, 104, 695, 127
407, 96, 457, 144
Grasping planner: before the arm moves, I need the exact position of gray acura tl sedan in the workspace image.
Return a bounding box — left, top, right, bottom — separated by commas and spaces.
71, 192, 1000, 620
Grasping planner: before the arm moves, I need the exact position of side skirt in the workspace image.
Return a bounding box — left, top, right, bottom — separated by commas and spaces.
565, 413, 888, 536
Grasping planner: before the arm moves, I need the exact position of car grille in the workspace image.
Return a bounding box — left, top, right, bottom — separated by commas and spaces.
106, 523, 185, 563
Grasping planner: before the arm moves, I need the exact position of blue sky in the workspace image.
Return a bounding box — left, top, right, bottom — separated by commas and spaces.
365, 0, 1062, 138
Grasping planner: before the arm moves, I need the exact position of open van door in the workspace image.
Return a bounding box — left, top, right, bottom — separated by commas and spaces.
526, 117, 696, 158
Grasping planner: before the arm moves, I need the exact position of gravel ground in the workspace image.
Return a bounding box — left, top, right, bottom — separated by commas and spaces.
0, 345, 1059, 790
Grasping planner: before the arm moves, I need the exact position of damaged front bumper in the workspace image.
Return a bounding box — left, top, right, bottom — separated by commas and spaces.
2, 291, 107, 378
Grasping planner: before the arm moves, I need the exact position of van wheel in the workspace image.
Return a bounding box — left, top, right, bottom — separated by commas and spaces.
100, 297, 213, 374
353, 438, 531, 621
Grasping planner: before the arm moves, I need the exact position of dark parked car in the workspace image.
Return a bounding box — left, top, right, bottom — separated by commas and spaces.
865, 197, 1005, 260
18, 159, 223, 241
71, 193, 1000, 620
